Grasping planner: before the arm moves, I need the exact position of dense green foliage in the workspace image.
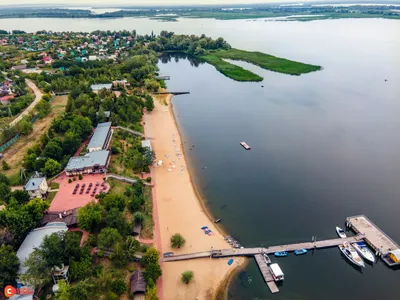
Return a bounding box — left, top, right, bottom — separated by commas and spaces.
0, 244, 20, 287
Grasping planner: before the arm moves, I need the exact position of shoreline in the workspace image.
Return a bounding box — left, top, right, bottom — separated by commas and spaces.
147, 92, 245, 299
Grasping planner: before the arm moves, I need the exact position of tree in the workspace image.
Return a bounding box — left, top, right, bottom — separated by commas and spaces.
97, 227, 122, 249
43, 158, 61, 177
36, 99, 52, 118
38, 232, 65, 268
100, 193, 126, 211
2, 160, 10, 171
57, 280, 71, 300
181, 270, 194, 284
111, 278, 127, 295
145, 285, 159, 300
70, 256, 92, 280
170, 233, 185, 248
24, 153, 37, 172
0, 182, 10, 201
8, 190, 30, 204
19, 119, 33, 135
106, 208, 129, 234
143, 247, 159, 265
0, 173, 10, 185
44, 139, 63, 160
62, 132, 82, 155
69, 278, 96, 300
77, 202, 103, 232
0, 244, 20, 287
134, 211, 145, 225
145, 95, 155, 112
20, 249, 52, 286
144, 262, 162, 283
124, 236, 140, 261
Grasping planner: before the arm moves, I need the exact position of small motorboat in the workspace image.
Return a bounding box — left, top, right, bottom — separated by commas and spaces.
201, 226, 208, 230
214, 218, 221, 223
352, 242, 375, 263
338, 241, 365, 268
336, 226, 347, 238
263, 253, 271, 264
274, 251, 288, 257
294, 249, 307, 255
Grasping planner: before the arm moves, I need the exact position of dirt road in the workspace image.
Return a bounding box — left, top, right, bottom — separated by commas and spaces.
9, 79, 43, 127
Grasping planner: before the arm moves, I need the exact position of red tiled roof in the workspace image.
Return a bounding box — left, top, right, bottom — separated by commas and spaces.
0, 95, 14, 101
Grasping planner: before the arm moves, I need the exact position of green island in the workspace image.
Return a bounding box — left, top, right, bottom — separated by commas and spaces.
201, 48, 321, 81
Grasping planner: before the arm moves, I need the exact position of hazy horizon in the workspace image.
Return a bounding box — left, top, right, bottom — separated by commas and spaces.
1, 0, 400, 7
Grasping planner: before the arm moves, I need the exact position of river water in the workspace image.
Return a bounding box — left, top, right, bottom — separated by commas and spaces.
4, 17, 400, 299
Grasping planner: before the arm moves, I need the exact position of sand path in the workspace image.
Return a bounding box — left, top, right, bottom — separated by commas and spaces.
145, 96, 244, 300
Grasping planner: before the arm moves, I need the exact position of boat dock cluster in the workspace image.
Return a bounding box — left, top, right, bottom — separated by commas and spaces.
162, 215, 399, 294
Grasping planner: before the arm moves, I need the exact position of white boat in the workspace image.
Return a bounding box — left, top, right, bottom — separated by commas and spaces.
336, 226, 347, 238
263, 253, 271, 264
339, 242, 365, 268
269, 263, 284, 281
352, 242, 375, 263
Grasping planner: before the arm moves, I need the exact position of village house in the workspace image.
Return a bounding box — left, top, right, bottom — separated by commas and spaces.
43, 56, 53, 64
91, 83, 112, 93
11, 64, 27, 71
24, 176, 49, 199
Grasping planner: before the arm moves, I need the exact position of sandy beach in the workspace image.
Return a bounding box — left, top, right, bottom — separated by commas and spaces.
145, 95, 245, 300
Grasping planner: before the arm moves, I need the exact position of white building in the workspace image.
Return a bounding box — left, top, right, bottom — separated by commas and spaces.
24, 177, 49, 199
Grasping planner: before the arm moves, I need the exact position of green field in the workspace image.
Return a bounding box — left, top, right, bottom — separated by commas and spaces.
200, 48, 321, 81
201, 54, 263, 82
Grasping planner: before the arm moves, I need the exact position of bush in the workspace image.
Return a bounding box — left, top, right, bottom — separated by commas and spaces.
128, 265, 135, 272
181, 270, 194, 284
171, 233, 185, 248
145, 177, 152, 183
105, 291, 119, 300
111, 278, 127, 295
92, 265, 103, 278
68, 178, 72, 183
96, 250, 104, 257
143, 247, 159, 265
73, 177, 76, 181
78, 174, 83, 180
2, 160, 10, 171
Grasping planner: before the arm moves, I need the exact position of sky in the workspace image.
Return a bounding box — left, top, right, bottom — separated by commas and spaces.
0, 0, 392, 6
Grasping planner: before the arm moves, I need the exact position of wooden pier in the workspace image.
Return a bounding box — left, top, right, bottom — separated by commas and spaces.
347, 215, 400, 266
155, 75, 170, 80
152, 91, 190, 96
254, 254, 279, 293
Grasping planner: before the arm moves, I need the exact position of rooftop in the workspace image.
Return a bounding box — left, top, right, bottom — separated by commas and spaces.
87, 122, 112, 150
90, 83, 112, 91
66, 150, 110, 171
130, 270, 146, 294
16, 222, 68, 274
24, 177, 46, 191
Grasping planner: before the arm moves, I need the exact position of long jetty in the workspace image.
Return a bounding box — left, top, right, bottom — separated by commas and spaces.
162, 215, 400, 294
152, 91, 190, 96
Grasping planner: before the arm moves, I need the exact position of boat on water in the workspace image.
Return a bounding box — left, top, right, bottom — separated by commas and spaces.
263, 253, 271, 264
336, 226, 347, 238
352, 242, 375, 263
269, 263, 284, 281
294, 249, 307, 255
339, 241, 365, 267
214, 218, 221, 223
240, 141, 251, 150
274, 251, 288, 257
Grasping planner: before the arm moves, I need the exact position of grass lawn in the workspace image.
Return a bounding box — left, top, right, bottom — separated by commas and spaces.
210, 48, 322, 76
141, 186, 154, 239
46, 191, 57, 204
50, 181, 59, 189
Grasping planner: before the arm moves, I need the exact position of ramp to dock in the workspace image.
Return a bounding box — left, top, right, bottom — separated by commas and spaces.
254, 254, 279, 293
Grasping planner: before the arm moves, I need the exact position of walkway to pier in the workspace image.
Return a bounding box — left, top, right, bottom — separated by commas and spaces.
113, 126, 145, 137
162, 235, 364, 262
254, 254, 279, 293
152, 91, 190, 96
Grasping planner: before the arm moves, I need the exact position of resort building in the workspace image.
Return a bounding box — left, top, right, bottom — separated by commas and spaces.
130, 270, 146, 296
24, 176, 49, 199
87, 122, 112, 152
65, 150, 110, 176
90, 83, 112, 93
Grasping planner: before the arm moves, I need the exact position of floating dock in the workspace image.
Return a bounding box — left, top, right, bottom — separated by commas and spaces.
346, 215, 400, 267
254, 254, 279, 293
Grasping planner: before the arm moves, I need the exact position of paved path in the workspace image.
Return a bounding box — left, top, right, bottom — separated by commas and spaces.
163, 235, 365, 262
105, 173, 153, 186
113, 126, 145, 137
10, 79, 43, 127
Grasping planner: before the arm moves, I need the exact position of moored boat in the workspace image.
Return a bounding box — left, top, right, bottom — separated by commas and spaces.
294, 249, 307, 255
339, 241, 365, 267
269, 263, 284, 281
274, 251, 288, 257
336, 226, 347, 238
240, 141, 251, 150
263, 253, 271, 264
352, 242, 375, 263
214, 218, 221, 223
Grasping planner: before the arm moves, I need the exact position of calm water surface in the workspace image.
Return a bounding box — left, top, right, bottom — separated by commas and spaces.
4, 17, 400, 299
